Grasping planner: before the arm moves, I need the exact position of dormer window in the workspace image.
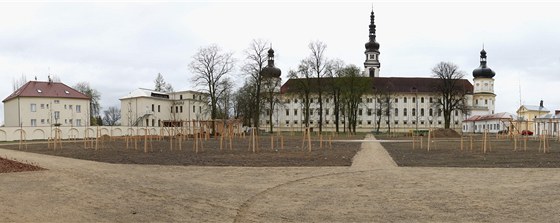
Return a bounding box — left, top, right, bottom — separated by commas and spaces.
64, 90, 70, 94
37, 89, 42, 93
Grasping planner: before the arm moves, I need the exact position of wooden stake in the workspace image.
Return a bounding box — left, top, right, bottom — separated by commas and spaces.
427, 129, 431, 151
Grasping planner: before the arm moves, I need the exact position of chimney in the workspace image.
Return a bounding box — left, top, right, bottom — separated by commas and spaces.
539, 100, 544, 108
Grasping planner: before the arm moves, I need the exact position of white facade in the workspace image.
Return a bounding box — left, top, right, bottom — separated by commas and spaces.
462, 112, 514, 134
261, 90, 467, 133
3, 81, 90, 127
120, 88, 210, 127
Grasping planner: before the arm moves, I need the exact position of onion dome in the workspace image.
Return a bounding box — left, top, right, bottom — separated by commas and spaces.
260, 47, 281, 78
473, 48, 496, 78
365, 10, 380, 52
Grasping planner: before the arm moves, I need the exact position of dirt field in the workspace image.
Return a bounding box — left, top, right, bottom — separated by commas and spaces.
380, 134, 560, 167
1, 134, 362, 167
0, 157, 44, 173
2, 134, 560, 222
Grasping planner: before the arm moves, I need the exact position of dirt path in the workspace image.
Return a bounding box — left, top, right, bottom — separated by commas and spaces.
2, 138, 560, 222
351, 134, 397, 170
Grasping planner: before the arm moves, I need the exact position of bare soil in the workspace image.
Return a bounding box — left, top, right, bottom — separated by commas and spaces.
0, 157, 44, 173
380, 134, 560, 167
1, 134, 362, 167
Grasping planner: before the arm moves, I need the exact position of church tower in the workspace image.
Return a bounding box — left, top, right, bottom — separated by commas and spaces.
364, 9, 380, 77
472, 48, 496, 115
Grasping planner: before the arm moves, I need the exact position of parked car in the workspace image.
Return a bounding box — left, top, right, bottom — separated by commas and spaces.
521, 130, 533, 136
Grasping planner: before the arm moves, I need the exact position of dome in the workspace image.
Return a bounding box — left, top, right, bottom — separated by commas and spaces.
472, 48, 495, 78
365, 40, 380, 52
473, 66, 495, 78
268, 48, 275, 54
261, 66, 281, 79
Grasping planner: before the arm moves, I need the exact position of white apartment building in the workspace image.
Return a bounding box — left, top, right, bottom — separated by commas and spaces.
120, 88, 210, 127
2, 80, 91, 127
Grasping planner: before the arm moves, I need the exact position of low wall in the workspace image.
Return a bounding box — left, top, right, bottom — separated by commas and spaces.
0, 126, 170, 142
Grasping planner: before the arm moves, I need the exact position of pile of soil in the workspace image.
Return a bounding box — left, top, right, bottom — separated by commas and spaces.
431, 128, 461, 138
0, 157, 45, 173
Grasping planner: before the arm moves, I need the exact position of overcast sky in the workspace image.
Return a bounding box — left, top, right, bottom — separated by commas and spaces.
1, 1, 560, 124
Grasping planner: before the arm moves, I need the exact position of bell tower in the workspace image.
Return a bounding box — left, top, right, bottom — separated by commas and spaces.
364, 9, 380, 77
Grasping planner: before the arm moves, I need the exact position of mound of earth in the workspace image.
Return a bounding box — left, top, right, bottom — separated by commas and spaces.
0, 157, 45, 173
431, 128, 461, 138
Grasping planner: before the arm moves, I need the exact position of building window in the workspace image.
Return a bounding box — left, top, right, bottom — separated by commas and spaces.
438, 121, 442, 125
158, 105, 161, 112
69, 105, 73, 110
40, 104, 45, 109
438, 109, 442, 116
421, 97, 424, 103
421, 121, 425, 125
193, 105, 196, 113
180, 106, 183, 113
193, 94, 196, 99
404, 108, 408, 116
31, 119, 37, 127
286, 120, 290, 125
420, 108, 425, 116
180, 95, 183, 100
395, 98, 398, 103
326, 98, 330, 103
476, 99, 479, 105
294, 99, 298, 103
41, 119, 45, 124
412, 108, 416, 116
176, 106, 179, 113
326, 120, 330, 124
429, 108, 433, 116
395, 108, 398, 116
69, 119, 73, 125
294, 109, 298, 116
76, 105, 81, 113
151, 104, 155, 112
30, 104, 36, 112
367, 109, 372, 116
64, 104, 67, 109
403, 121, 408, 125
294, 120, 298, 124
412, 97, 416, 103
310, 109, 313, 116
404, 97, 407, 103
485, 99, 488, 105
54, 111, 60, 120
326, 109, 330, 115
54, 100, 60, 104
310, 98, 313, 103
152, 119, 155, 126
146, 119, 149, 126
359, 109, 363, 116
286, 109, 290, 116
429, 97, 433, 103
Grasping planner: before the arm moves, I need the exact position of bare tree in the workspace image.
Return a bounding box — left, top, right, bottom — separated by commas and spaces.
216, 77, 234, 119
233, 80, 256, 126
240, 39, 269, 129
12, 74, 27, 91
262, 74, 282, 133
339, 65, 369, 134
103, 106, 121, 126
74, 82, 102, 126
289, 59, 314, 128
325, 59, 345, 133
154, 73, 174, 92
431, 62, 470, 129
189, 44, 235, 132
307, 41, 330, 133
373, 84, 395, 133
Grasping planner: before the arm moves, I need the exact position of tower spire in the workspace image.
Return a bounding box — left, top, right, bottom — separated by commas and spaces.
364, 8, 380, 77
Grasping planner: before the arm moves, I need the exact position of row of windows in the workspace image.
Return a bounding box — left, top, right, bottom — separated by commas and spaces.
282, 108, 461, 117
284, 97, 440, 104
269, 120, 460, 126
30, 118, 82, 127
31, 103, 82, 113
151, 104, 202, 113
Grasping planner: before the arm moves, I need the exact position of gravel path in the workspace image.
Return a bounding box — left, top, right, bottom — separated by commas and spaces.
2, 137, 560, 222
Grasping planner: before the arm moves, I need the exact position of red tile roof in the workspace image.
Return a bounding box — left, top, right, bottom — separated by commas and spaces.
2, 81, 90, 102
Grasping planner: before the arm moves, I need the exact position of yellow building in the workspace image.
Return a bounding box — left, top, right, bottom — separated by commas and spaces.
516, 100, 550, 132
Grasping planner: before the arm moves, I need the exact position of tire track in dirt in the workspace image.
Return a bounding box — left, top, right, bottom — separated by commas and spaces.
234, 134, 396, 222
